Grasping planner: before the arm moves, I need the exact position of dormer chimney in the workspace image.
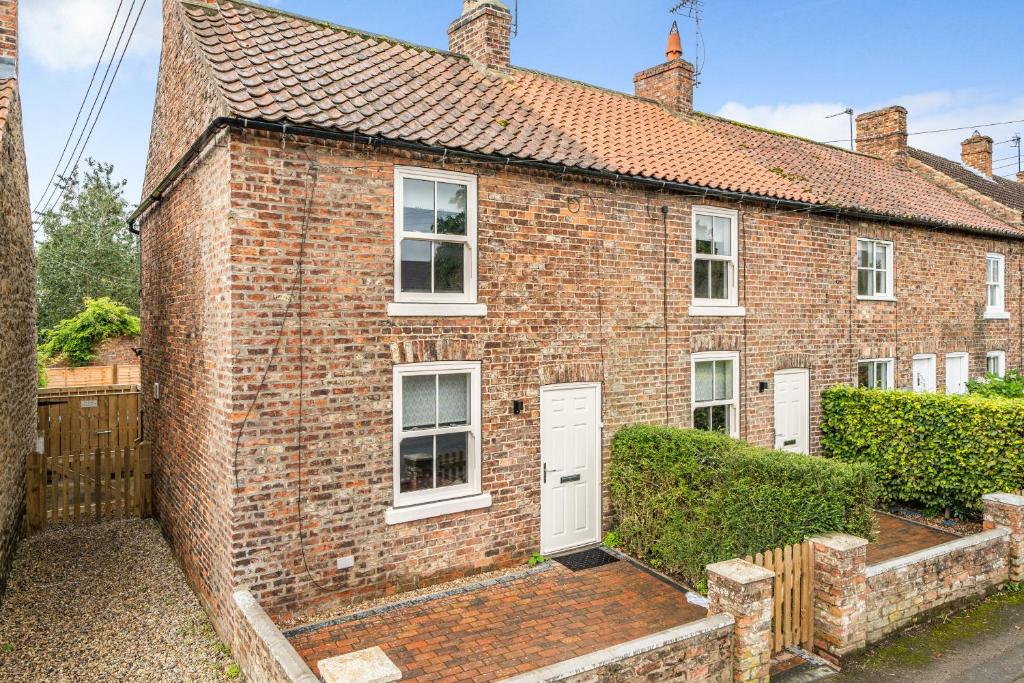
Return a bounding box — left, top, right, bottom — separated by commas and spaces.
855, 106, 908, 163
633, 22, 694, 114
961, 131, 993, 177
448, 0, 512, 69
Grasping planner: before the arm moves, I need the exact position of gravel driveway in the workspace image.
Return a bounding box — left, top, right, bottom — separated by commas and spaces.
0, 519, 238, 682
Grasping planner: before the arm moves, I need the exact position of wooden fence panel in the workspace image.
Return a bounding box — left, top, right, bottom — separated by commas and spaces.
25, 443, 153, 536
44, 365, 141, 389
746, 540, 814, 655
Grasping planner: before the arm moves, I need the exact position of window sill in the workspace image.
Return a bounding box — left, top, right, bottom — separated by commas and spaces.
856, 295, 897, 302
387, 302, 488, 317
385, 492, 492, 525
983, 310, 1010, 320
688, 305, 746, 317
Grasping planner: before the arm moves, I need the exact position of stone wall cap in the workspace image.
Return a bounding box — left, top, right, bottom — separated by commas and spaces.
495, 613, 734, 683
982, 492, 1024, 506
319, 647, 402, 683
866, 527, 1009, 577
809, 533, 869, 551
706, 558, 774, 583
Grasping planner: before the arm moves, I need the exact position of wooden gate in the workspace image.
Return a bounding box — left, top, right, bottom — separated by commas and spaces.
25, 443, 152, 535
745, 540, 814, 655
37, 385, 140, 458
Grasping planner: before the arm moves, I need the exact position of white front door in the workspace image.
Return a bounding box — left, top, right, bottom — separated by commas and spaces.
912, 355, 936, 392
540, 383, 601, 555
773, 369, 809, 454
945, 353, 969, 394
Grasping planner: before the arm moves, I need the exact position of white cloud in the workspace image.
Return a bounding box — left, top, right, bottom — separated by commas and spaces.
22, 0, 161, 71
717, 90, 1024, 178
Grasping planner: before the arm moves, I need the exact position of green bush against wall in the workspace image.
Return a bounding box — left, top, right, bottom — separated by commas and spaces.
821, 386, 1024, 516
609, 425, 876, 589
38, 297, 140, 367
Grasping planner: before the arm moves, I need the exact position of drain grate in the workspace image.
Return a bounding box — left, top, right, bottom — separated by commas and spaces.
553, 547, 619, 572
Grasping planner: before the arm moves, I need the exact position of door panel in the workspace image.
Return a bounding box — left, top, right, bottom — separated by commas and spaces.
913, 356, 935, 393
774, 370, 809, 454
540, 384, 601, 554
945, 354, 968, 394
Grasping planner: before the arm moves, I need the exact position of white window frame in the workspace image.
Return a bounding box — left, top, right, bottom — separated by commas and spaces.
987, 351, 1006, 377
857, 358, 894, 389
390, 166, 485, 317
690, 206, 744, 316
984, 253, 1008, 319
945, 352, 969, 394
390, 361, 484, 515
911, 354, 936, 393
856, 238, 895, 301
690, 351, 740, 438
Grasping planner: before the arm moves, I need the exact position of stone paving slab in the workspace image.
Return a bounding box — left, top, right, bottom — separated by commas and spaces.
288, 558, 707, 682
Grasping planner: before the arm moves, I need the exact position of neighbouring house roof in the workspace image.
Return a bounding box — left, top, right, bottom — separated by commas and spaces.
178, 0, 1023, 238
908, 147, 1024, 213
0, 78, 15, 135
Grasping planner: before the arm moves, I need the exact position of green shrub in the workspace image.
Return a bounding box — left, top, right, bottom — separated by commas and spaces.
821, 386, 1024, 516
609, 425, 876, 588
37, 351, 48, 388
967, 370, 1024, 399
38, 297, 139, 367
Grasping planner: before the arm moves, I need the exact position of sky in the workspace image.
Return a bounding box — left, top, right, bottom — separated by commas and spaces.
19, 0, 1024, 215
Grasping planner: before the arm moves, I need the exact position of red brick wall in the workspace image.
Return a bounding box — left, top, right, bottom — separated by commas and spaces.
140, 130, 235, 630
141, 124, 1022, 623
47, 335, 139, 368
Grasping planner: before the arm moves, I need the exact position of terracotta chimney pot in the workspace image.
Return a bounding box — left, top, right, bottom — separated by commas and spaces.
666, 21, 682, 61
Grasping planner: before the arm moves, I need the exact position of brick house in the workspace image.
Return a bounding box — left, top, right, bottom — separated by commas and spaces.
854, 105, 1024, 229
136, 0, 1024, 637
0, 0, 35, 599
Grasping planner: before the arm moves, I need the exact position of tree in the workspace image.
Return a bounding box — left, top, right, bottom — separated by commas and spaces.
36, 159, 139, 335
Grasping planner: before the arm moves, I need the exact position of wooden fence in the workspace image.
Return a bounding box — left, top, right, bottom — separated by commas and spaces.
745, 540, 814, 655
38, 385, 140, 458
26, 442, 152, 535
45, 364, 141, 389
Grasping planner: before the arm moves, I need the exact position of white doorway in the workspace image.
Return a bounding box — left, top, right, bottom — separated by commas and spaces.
774, 369, 809, 454
540, 383, 601, 555
912, 354, 936, 392
945, 353, 969, 394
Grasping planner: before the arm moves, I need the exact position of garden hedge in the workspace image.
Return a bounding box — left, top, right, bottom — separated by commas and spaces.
822, 385, 1024, 516
609, 425, 876, 590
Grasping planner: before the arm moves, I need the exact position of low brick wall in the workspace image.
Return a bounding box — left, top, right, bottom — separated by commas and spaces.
865, 528, 1010, 644
496, 614, 734, 683
231, 590, 320, 683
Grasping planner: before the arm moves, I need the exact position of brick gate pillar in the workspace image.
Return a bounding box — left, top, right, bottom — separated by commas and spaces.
983, 492, 1024, 581
707, 559, 774, 683
808, 533, 867, 665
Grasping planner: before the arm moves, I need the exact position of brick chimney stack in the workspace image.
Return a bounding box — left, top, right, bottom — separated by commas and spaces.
0, 0, 17, 74
961, 131, 993, 177
633, 22, 695, 115
448, 0, 512, 69
1017, 171, 1024, 185
855, 106, 908, 162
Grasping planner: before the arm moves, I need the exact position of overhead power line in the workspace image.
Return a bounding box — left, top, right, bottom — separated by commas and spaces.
36, 0, 148, 219
32, 0, 127, 217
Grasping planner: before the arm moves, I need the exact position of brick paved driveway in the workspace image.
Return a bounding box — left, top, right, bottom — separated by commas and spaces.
287, 558, 706, 682
867, 513, 959, 565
